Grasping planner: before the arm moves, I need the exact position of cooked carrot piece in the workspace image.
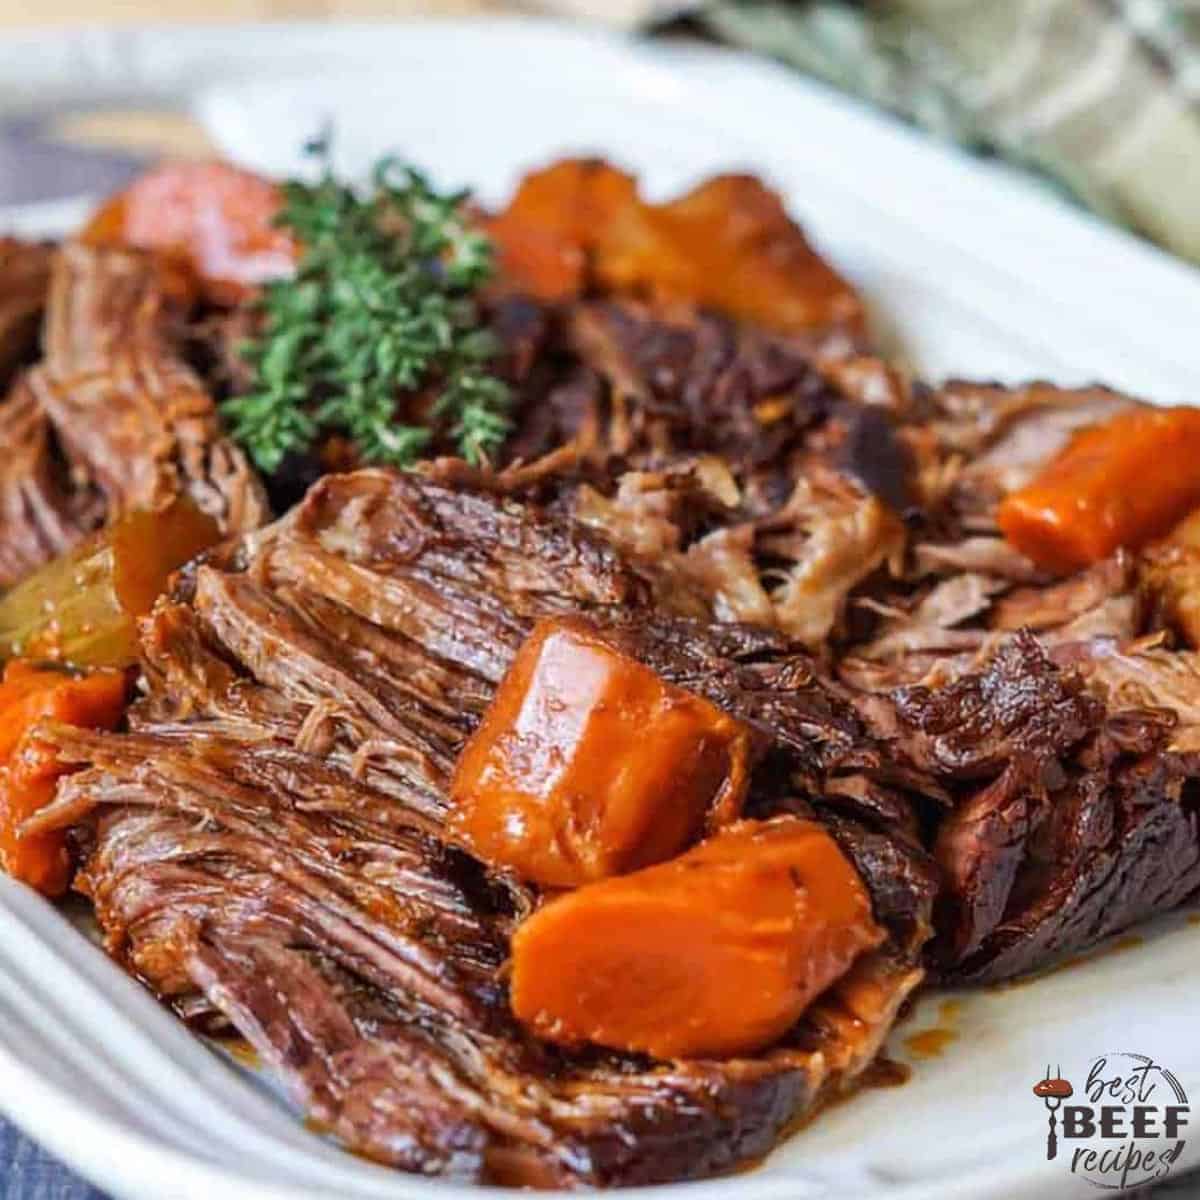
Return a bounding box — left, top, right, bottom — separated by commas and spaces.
486, 161, 863, 335
449, 618, 754, 888
595, 174, 865, 336
485, 159, 640, 301
0, 664, 127, 895
510, 816, 883, 1060
1164, 506, 1200, 553
998, 406, 1200, 573
0, 745, 64, 896
0, 663, 127, 768
82, 162, 294, 304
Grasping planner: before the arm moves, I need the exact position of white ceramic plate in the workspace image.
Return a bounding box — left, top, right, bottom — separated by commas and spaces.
2, 18, 1200, 1200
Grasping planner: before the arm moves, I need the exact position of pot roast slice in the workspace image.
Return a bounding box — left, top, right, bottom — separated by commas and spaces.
45, 724, 922, 1186
37, 468, 936, 1186
28, 242, 267, 534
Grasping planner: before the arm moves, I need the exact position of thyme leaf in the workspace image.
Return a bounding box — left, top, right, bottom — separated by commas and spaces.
223, 150, 511, 474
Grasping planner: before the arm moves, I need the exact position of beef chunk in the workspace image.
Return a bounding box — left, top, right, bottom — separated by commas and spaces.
899, 633, 1200, 983
0, 242, 266, 591
890, 631, 1103, 780
560, 300, 837, 478
952, 736, 1200, 981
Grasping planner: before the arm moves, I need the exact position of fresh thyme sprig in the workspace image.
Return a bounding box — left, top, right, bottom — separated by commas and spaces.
222, 150, 511, 474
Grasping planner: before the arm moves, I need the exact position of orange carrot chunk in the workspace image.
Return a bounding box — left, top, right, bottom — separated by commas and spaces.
484, 159, 640, 301
595, 174, 865, 337
2, 737, 76, 898
0, 664, 127, 896
510, 816, 884, 1060
486, 160, 864, 335
82, 162, 294, 304
998, 406, 1200, 573
448, 618, 754, 888
0, 663, 125, 759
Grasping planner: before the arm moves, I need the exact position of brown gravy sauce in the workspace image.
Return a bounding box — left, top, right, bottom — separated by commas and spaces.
220, 1038, 261, 1069
902, 999, 962, 1061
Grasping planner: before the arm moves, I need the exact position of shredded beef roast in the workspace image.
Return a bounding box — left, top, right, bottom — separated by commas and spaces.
495, 301, 913, 648
34, 469, 935, 1186
868, 630, 1200, 985
794, 377, 1200, 984
0, 241, 270, 591
838, 381, 1147, 692
0, 239, 52, 392
0, 375, 104, 588
151, 315, 1200, 1009
29, 242, 268, 534
0, 241, 94, 584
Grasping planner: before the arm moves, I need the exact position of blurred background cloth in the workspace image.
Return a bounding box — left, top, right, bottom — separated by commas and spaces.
698, 0, 1200, 264
1, 1129, 105, 1200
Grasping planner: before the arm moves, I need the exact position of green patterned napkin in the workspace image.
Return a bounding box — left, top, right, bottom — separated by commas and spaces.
699, 0, 1200, 263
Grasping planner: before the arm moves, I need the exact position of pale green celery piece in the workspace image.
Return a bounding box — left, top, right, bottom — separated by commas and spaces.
0, 535, 137, 669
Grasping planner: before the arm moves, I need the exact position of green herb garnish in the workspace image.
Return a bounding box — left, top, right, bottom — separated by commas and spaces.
223, 151, 511, 474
